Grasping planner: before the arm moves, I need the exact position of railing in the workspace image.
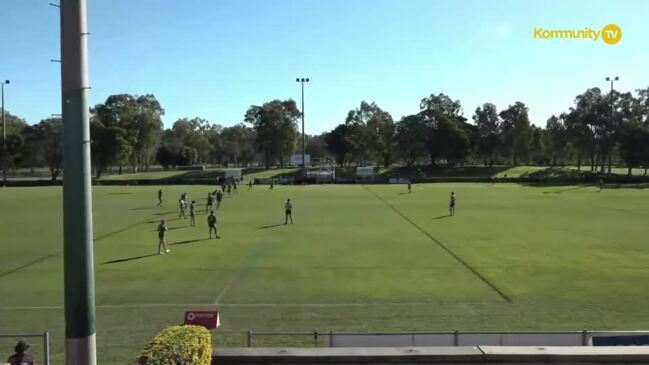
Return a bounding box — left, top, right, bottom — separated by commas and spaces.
245, 330, 649, 348
0, 332, 50, 365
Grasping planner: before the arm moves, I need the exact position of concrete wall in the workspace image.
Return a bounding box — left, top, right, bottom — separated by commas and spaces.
213, 346, 649, 365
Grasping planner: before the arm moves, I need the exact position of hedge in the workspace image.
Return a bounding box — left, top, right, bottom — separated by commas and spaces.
136, 325, 212, 365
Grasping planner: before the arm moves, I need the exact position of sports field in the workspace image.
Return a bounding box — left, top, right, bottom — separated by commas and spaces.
1, 183, 648, 364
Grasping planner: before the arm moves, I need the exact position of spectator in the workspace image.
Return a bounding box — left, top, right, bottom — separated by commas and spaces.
7, 340, 35, 365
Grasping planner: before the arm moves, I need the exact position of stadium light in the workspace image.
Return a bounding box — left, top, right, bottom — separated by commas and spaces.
1, 79, 9, 187
295, 77, 310, 175
605, 75, 620, 101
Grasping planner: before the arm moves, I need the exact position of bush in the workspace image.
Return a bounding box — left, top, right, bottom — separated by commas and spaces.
136, 325, 212, 365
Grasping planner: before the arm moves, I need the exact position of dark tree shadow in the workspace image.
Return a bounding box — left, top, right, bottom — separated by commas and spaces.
256, 223, 285, 229
432, 215, 450, 220
102, 254, 157, 265
171, 239, 208, 246
542, 186, 589, 194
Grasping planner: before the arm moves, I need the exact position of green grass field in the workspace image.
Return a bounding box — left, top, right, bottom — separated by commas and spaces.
1, 182, 649, 364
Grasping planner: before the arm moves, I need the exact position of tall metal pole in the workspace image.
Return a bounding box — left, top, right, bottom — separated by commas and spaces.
605, 76, 618, 174
1, 81, 6, 187
60, 1, 97, 364
301, 81, 305, 172
296, 77, 309, 175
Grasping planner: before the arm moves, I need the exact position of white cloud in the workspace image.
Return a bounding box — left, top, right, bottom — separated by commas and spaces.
497, 23, 513, 38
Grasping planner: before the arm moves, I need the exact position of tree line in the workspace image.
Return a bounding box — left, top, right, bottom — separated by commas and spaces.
323, 88, 649, 176
2, 85, 649, 180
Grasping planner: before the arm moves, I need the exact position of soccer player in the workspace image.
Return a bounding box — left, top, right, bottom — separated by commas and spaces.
179, 199, 187, 219
189, 200, 196, 226
226, 183, 232, 197
156, 189, 163, 206
599, 178, 604, 191
233, 180, 238, 194
181, 192, 188, 202
407, 179, 412, 193
284, 198, 293, 224
449, 192, 456, 216
207, 211, 220, 238
270, 180, 274, 189
216, 190, 223, 208
248, 180, 253, 191
157, 219, 170, 254
206, 193, 214, 213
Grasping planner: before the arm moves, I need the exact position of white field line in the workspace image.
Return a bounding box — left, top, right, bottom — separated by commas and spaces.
214, 273, 239, 304
1, 301, 468, 310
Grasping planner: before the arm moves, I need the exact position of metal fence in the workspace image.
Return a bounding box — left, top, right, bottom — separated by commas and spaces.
245, 330, 649, 348
0, 332, 50, 365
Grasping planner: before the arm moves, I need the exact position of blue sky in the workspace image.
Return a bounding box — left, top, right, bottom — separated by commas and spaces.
1, 0, 648, 133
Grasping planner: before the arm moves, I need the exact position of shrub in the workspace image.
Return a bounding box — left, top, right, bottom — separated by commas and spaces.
136, 325, 212, 365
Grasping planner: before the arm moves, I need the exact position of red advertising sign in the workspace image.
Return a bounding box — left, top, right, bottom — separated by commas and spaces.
184, 311, 220, 329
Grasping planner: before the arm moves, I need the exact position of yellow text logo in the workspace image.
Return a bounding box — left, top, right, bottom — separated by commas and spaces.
533, 24, 621, 45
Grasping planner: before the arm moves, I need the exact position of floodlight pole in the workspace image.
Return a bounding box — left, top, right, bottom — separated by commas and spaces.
1, 80, 9, 187
605, 76, 619, 174
296, 77, 309, 176
60, 1, 97, 365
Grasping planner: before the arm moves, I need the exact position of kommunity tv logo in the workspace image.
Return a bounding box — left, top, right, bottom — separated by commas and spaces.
534, 24, 622, 45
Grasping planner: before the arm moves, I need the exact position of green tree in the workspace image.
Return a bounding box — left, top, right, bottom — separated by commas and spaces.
89, 121, 132, 178
364, 105, 395, 167
244, 99, 300, 168
545, 115, 569, 166
344, 101, 389, 166
0, 110, 28, 173
473, 103, 501, 167
156, 145, 177, 169
305, 134, 328, 161
221, 124, 255, 167
570, 88, 608, 171
529, 126, 548, 165
325, 124, 350, 167
92, 95, 139, 174
499, 101, 531, 165
22, 118, 63, 180
133, 94, 164, 171
419, 93, 470, 166
619, 123, 649, 175
394, 114, 427, 166
171, 118, 214, 164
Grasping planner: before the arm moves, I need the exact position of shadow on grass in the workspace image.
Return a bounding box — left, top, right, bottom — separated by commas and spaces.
153, 211, 172, 216
149, 225, 190, 232
542, 185, 589, 194
130, 206, 155, 211
432, 215, 450, 220
102, 254, 157, 265
256, 223, 285, 229
171, 239, 209, 246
